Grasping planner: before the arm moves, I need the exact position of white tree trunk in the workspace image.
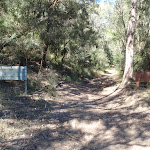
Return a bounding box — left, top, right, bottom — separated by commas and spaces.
121, 0, 137, 87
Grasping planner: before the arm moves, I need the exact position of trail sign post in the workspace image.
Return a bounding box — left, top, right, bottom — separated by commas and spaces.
0, 66, 27, 94
135, 72, 150, 88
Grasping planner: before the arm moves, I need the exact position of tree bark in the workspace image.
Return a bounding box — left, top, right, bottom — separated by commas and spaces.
121, 0, 137, 87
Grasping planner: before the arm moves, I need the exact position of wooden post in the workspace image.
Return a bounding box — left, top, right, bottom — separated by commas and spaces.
25, 80, 27, 95
25, 66, 27, 95
136, 82, 139, 89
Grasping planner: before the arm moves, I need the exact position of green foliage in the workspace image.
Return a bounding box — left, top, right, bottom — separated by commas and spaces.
133, 0, 150, 72
104, 0, 150, 75
28, 68, 58, 96
2, 0, 149, 89
0, 0, 111, 69
45, 70, 58, 97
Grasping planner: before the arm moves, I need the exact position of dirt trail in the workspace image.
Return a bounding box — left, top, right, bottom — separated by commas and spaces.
49, 68, 150, 150
58, 69, 119, 103
1, 69, 150, 150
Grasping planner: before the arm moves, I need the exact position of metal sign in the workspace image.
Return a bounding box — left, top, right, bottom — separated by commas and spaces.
0, 66, 27, 94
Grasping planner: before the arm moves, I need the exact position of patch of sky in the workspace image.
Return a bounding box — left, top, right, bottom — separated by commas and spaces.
91, 0, 116, 25
95, 0, 116, 5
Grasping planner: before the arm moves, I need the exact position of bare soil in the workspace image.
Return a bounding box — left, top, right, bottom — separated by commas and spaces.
0, 69, 150, 150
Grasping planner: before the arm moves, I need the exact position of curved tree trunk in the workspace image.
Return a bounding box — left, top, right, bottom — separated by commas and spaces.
121, 0, 137, 87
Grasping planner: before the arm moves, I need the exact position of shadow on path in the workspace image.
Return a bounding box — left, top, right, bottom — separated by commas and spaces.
0, 69, 150, 150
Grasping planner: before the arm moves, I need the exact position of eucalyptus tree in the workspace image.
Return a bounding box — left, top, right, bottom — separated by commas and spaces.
106, 0, 130, 70
87, 1, 114, 68
121, 0, 137, 87
0, 0, 42, 65
134, 0, 150, 71
20, 0, 97, 67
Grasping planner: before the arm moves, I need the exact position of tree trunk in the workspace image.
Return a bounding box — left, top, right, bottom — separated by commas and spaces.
41, 44, 48, 68
61, 54, 65, 65
121, 0, 137, 87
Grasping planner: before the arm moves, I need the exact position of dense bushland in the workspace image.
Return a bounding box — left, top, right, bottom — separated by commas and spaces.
0, 0, 150, 95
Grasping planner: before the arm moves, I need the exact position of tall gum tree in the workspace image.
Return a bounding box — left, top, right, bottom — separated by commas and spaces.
121, 0, 137, 87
